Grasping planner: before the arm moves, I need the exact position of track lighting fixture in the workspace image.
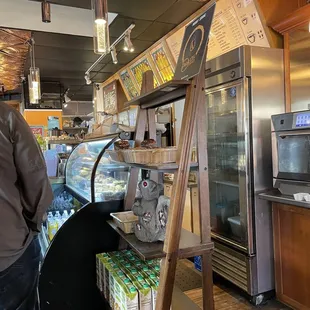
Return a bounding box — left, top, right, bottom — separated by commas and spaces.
85, 73, 92, 85
92, 0, 110, 54
42, 0, 51, 23
111, 46, 118, 64
63, 88, 71, 104
85, 23, 135, 83
123, 31, 134, 52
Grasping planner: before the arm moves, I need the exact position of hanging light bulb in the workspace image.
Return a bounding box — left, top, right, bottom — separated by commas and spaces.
123, 31, 134, 52
111, 46, 118, 64
42, 0, 51, 23
92, 0, 110, 54
28, 40, 41, 104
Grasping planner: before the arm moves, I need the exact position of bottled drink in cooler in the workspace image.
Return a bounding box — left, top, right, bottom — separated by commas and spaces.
47, 212, 58, 241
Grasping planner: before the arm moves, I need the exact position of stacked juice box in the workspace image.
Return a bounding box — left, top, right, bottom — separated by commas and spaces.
96, 250, 161, 310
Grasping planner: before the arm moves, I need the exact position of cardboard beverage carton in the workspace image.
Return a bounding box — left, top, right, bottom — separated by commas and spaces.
134, 279, 153, 310
100, 257, 114, 301
96, 254, 102, 292
114, 277, 139, 310
151, 280, 160, 309
109, 264, 122, 309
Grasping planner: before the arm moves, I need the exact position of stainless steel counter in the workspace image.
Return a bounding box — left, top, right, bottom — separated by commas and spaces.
259, 190, 310, 209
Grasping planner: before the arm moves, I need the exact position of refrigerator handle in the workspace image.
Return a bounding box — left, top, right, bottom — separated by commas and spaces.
237, 77, 255, 254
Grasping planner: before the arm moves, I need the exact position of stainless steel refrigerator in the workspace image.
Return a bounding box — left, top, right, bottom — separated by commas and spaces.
204, 46, 284, 302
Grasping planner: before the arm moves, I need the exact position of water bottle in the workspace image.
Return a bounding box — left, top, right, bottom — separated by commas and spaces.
62, 210, 69, 224
47, 213, 58, 240
54, 211, 63, 229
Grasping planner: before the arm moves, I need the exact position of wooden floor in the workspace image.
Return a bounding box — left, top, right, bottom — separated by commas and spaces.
176, 260, 290, 310
185, 282, 290, 310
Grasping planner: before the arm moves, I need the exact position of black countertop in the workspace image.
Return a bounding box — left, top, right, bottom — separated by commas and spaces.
259, 190, 310, 209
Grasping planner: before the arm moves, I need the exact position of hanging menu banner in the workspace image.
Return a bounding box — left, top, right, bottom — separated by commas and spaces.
130, 56, 160, 92
119, 69, 139, 99
151, 44, 175, 83
103, 82, 117, 114
166, 0, 270, 62
174, 3, 216, 80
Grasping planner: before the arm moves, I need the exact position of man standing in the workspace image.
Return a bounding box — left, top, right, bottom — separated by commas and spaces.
0, 102, 53, 309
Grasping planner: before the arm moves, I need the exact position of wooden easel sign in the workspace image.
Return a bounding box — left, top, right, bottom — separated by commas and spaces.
174, 1, 216, 81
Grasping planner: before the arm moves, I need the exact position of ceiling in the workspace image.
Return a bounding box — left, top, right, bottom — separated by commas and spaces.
22, 0, 207, 101
0, 29, 31, 92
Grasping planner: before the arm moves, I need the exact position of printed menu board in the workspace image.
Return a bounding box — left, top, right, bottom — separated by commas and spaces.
166, 0, 270, 62
130, 56, 160, 91
166, 26, 186, 63
103, 82, 117, 114
119, 69, 139, 99
150, 45, 175, 83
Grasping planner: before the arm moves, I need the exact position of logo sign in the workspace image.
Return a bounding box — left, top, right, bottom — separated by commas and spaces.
174, 2, 216, 80
30, 126, 44, 136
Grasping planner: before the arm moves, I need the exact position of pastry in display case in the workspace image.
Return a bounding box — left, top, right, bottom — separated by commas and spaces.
65, 137, 129, 203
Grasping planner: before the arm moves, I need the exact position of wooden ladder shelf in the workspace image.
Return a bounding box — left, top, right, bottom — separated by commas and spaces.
108, 69, 214, 310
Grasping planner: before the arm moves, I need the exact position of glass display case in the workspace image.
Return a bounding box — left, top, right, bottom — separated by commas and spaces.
66, 136, 129, 203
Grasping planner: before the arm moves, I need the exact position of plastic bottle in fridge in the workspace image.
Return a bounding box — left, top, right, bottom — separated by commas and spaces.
62, 210, 69, 224
48, 213, 58, 241
54, 211, 63, 229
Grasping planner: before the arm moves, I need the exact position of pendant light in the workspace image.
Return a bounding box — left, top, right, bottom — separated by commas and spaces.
28, 39, 41, 104
92, 0, 110, 54
42, 0, 51, 23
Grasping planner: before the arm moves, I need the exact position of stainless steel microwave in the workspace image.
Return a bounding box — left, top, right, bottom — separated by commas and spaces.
272, 111, 310, 195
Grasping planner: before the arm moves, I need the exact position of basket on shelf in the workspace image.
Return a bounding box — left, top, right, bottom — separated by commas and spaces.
122, 147, 177, 164
106, 150, 124, 162
110, 211, 138, 234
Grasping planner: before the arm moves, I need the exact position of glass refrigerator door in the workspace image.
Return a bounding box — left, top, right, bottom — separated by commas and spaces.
206, 79, 251, 252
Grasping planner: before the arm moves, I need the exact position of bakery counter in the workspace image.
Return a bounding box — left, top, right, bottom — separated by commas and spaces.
49, 177, 65, 185
260, 190, 310, 309
259, 190, 310, 209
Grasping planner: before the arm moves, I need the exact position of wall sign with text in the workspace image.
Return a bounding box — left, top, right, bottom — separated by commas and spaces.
174, 2, 216, 80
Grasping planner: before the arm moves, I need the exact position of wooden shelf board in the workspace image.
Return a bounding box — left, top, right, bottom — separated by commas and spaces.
48, 139, 81, 145
111, 161, 198, 172
62, 115, 93, 118
108, 220, 213, 261
125, 80, 191, 109
63, 127, 88, 130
